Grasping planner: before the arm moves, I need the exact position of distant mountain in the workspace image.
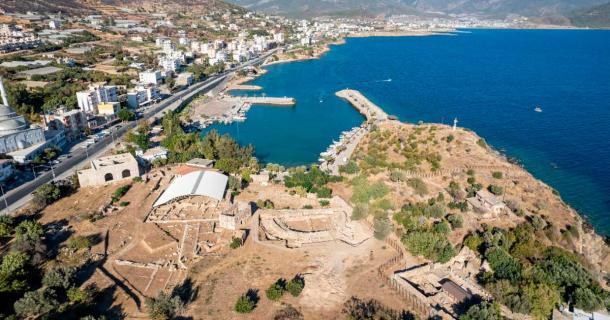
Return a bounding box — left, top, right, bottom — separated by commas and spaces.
0, 0, 96, 15
569, 2, 610, 28
228, 0, 610, 20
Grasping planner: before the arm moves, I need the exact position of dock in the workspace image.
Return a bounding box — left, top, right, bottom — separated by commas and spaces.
227, 84, 262, 91
336, 89, 388, 122
226, 96, 296, 106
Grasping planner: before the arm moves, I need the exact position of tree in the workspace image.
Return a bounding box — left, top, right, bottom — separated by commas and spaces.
43, 265, 76, 289
145, 291, 183, 320
14, 287, 60, 318
485, 247, 522, 282
265, 279, 285, 301
0, 251, 30, 293
14, 220, 44, 245
0, 215, 15, 237
460, 302, 503, 320
32, 183, 62, 208
286, 276, 304, 297
117, 108, 136, 122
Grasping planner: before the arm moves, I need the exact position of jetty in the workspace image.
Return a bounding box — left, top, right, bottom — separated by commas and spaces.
227, 84, 262, 91
226, 96, 296, 107
336, 89, 388, 122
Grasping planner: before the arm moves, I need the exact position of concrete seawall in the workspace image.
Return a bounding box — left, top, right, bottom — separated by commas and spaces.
336, 89, 388, 122
226, 96, 296, 106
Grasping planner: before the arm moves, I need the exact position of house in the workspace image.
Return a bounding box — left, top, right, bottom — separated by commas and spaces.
77, 153, 140, 187
467, 189, 506, 215
136, 146, 168, 163
176, 72, 193, 86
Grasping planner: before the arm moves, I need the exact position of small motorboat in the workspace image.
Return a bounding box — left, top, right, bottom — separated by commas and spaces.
534, 107, 542, 113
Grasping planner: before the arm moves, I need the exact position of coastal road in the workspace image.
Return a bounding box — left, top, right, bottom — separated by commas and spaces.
0, 49, 279, 214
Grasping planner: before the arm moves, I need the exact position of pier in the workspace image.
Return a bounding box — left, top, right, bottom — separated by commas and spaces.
226, 96, 296, 106
336, 89, 388, 122
227, 84, 262, 91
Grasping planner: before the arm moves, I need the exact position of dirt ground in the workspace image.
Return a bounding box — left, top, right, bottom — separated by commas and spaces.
185, 233, 406, 319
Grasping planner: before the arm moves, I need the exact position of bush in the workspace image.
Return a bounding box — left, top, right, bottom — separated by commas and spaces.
492, 171, 503, 179
119, 201, 130, 207
402, 230, 456, 263
389, 170, 406, 182
447, 215, 463, 229
145, 291, 183, 320
265, 280, 285, 301
488, 185, 503, 196
350, 176, 389, 204
67, 235, 93, 250
235, 294, 256, 313
351, 204, 369, 220
373, 217, 392, 240
319, 200, 330, 207
460, 302, 502, 320
111, 184, 131, 203
315, 187, 332, 199
407, 178, 428, 196
339, 161, 359, 174
230, 237, 242, 249
32, 183, 62, 209
433, 221, 451, 234
273, 304, 304, 320
286, 276, 305, 297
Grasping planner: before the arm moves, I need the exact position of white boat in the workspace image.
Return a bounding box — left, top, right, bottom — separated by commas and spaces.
534, 107, 542, 113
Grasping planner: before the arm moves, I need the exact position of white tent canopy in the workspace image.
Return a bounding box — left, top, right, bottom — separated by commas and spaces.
153, 170, 228, 207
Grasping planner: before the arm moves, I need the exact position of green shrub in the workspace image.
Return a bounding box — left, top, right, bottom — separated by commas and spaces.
389, 170, 406, 182
407, 178, 428, 196
402, 230, 456, 263
492, 171, 503, 179
235, 292, 256, 313
351, 204, 369, 220
447, 215, 464, 229
230, 237, 243, 249
373, 217, 392, 240
488, 185, 503, 196
265, 280, 285, 301
67, 235, 93, 251
286, 277, 304, 297
339, 161, 359, 174
319, 200, 330, 207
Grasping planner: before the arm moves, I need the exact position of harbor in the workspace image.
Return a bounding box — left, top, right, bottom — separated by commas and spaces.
226, 96, 296, 106
319, 125, 367, 175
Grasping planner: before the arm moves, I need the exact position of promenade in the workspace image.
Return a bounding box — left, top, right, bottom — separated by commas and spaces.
336, 89, 388, 122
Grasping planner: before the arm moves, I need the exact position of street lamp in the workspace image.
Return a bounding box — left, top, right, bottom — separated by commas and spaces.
0, 183, 9, 214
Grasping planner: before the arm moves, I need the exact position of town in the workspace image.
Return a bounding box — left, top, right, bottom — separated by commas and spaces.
0, 2, 609, 320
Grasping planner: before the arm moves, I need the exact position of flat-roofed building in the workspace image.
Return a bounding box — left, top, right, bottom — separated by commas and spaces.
77, 153, 140, 187
97, 102, 121, 115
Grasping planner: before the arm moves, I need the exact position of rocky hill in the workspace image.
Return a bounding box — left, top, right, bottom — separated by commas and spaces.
228, 0, 610, 21
569, 2, 610, 28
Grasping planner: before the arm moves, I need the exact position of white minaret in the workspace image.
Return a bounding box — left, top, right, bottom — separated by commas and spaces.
453, 117, 458, 131
0, 77, 9, 106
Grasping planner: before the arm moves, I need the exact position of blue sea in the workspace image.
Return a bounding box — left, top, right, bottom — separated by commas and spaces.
204, 29, 610, 234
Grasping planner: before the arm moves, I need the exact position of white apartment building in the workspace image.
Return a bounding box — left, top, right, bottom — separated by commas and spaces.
76, 85, 118, 114
127, 85, 160, 109
139, 70, 162, 85
159, 57, 180, 72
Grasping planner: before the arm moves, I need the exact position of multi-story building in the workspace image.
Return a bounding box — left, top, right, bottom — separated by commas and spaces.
43, 108, 87, 141
139, 70, 162, 85
76, 85, 118, 114
127, 85, 160, 109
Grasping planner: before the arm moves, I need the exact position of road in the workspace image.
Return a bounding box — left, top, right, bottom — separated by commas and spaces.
0, 49, 278, 213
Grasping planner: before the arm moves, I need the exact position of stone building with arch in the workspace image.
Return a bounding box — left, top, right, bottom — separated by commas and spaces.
77, 153, 140, 187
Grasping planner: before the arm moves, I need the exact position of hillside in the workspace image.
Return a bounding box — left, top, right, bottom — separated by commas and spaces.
570, 2, 610, 28
228, 0, 609, 20
0, 0, 242, 15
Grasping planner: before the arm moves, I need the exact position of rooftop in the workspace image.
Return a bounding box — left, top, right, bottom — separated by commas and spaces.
92, 153, 137, 170
18, 66, 63, 77
153, 170, 228, 207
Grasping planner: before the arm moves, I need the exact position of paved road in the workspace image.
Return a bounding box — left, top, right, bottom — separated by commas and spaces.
0, 49, 278, 213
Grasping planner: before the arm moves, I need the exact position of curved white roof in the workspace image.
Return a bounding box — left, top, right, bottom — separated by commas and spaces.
153, 170, 228, 207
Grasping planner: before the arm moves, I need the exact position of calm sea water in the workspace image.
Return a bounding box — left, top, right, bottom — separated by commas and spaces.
204, 29, 610, 234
